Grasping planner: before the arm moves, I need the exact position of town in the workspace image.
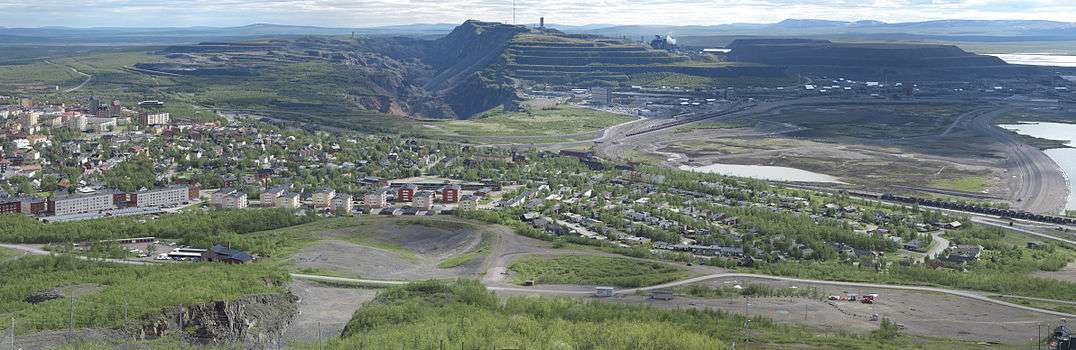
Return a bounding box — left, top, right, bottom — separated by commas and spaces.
2, 9, 1076, 350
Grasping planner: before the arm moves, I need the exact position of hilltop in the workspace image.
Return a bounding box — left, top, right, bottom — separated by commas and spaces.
142, 20, 786, 120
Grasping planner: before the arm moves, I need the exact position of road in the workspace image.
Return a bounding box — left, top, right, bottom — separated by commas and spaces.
972, 217, 1076, 245
45, 60, 92, 93
587, 98, 1067, 215
290, 271, 1076, 318
965, 107, 1068, 214
0, 244, 147, 265
6, 219, 1075, 335
925, 231, 950, 260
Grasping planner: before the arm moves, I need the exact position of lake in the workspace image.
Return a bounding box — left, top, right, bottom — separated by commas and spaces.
679, 163, 842, 183
988, 53, 1076, 67
998, 122, 1076, 211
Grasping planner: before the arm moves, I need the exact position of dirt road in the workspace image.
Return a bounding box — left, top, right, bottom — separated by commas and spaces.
966, 108, 1068, 214
44, 60, 92, 93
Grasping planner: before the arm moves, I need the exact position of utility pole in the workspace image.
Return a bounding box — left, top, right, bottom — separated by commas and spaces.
10, 317, 14, 350
68, 297, 75, 333
317, 321, 323, 350
512, 0, 517, 25
123, 300, 129, 350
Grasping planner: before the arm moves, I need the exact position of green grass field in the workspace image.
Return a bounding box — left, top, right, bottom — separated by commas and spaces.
772, 104, 974, 141
0, 246, 20, 261
0, 255, 287, 334
930, 176, 990, 193
312, 280, 993, 350
508, 255, 688, 287
421, 105, 635, 138
437, 232, 492, 269
993, 296, 1076, 314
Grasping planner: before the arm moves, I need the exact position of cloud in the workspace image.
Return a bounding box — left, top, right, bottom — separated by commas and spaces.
0, 0, 1073, 27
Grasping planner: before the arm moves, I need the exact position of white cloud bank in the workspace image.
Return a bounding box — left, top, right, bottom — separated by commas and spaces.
0, 0, 1073, 27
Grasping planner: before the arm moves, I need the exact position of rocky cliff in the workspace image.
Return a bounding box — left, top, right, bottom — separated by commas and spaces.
139, 293, 298, 348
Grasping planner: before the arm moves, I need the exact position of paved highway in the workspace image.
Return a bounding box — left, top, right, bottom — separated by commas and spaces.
290, 271, 1076, 318
6, 228, 1074, 322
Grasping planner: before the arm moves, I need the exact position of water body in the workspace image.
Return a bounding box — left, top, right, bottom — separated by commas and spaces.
988, 53, 1076, 67
679, 163, 842, 183
998, 122, 1076, 211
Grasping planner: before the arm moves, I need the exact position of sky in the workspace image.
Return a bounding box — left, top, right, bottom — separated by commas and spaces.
0, 0, 1074, 28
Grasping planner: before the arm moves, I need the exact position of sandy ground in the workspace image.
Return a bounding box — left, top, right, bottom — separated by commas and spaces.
284, 279, 378, 343
593, 99, 1067, 213
282, 216, 1067, 346
494, 275, 1058, 345
1034, 262, 1076, 283
289, 217, 490, 280
666, 277, 1054, 344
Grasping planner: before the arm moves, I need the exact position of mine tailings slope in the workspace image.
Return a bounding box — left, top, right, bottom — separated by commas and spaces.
724, 38, 1049, 80
422, 20, 529, 118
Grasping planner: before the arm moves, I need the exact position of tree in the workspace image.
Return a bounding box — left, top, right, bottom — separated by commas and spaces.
872, 318, 902, 340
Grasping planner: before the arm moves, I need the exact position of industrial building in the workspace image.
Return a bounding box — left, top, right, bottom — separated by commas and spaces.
591, 87, 612, 106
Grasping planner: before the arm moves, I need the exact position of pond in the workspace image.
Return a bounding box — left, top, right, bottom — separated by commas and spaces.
998, 122, 1076, 211
988, 54, 1076, 67
679, 163, 843, 183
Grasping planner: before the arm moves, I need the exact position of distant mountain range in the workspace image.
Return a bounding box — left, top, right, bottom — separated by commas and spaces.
568, 19, 1076, 39
2, 19, 1076, 45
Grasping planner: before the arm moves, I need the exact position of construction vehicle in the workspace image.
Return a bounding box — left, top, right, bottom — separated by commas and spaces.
1049, 323, 1072, 350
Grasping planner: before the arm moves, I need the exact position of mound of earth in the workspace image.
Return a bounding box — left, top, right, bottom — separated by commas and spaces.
291, 217, 490, 280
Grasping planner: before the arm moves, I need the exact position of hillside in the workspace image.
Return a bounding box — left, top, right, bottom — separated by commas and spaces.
502, 31, 787, 86
723, 38, 1049, 80
726, 39, 1006, 68
141, 20, 791, 121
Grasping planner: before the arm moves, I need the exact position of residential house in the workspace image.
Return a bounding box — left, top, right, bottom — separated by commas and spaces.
260, 185, 290, 208
313, 188, 336, 209
945, 244, 983, 264
202, 244, 254, 264
440, 184, 461, 203
48, 192, 114, 216
458, 195, 479, 211
221, 193, 248, 209
211, 188, 239, 207
333, 194, 354, 213
275, 192, 301, 209
364, 189, 390, 209
131, 186, 190, 208
397, 183, 418, 202
413, 190, 434, 211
